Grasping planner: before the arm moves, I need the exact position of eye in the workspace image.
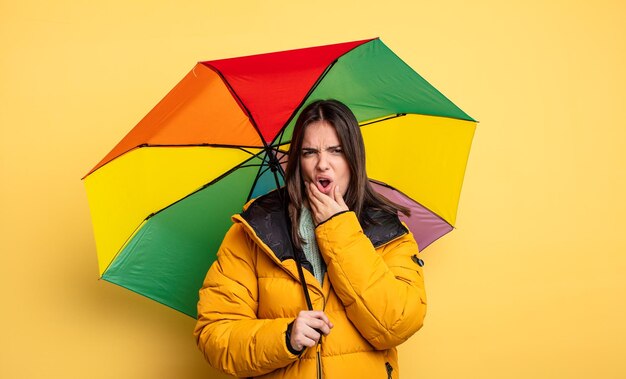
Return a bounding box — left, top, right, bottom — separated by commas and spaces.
332, 147, 343, 154
302, 150, 315, 157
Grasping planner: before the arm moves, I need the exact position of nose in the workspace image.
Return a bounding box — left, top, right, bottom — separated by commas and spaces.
316, 152, 329, 171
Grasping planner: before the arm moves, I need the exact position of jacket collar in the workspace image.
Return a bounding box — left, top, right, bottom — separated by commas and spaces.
239, 188, 408, 263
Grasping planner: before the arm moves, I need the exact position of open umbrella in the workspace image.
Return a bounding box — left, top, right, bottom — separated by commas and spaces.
83, 38, 476, 317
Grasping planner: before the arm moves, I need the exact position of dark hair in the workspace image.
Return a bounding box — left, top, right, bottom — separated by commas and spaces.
285, 99, 410, 248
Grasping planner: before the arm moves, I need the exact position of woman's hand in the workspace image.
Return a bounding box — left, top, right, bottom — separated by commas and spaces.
306, 182, 349, 225
289, 310, 334, 351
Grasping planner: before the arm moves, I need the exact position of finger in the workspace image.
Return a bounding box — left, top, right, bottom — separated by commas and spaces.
307, 184, 325, 215
302, 327, 321, 342
331, 185, 339, 202
307, 312, 333, 332
308, 181, 328, 202
309, 311, 332, 327
306, 318, 331, 335
318, 323, 331, 335
301, 310, 323, 319
292, 318, 320, 348
334, 186, 348, 209
295, 334, 317, 349
301, 336, 317, 348
290, 335, 304, 351
309, 180, 324, 197
298, 310, 327, 324
307, 184, 322, 207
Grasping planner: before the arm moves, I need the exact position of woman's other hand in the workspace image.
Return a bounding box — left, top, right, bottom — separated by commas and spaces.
289, 310, 334, 351
306, 182, 349, 225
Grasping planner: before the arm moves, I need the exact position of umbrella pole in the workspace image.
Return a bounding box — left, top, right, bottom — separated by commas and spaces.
294, 250, 314, 311
268, 148, 284, 191
280, 160, 323, 379
281, 193, 315, 312
281, 191, 314, 312
293, 246, 324, 379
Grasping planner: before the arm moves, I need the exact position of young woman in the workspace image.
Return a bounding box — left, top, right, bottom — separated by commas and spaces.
194, 100, 427, 379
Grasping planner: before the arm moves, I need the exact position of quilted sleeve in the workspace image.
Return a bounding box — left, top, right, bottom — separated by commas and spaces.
193, 223, 299, 377
315, 211, 427, 350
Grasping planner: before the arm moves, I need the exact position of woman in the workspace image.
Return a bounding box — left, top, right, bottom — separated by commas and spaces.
194, 100, 427, 379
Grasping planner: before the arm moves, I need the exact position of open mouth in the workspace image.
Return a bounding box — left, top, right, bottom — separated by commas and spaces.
318, 179, 331, 188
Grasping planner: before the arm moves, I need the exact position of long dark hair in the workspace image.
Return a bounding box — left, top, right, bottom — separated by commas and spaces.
285, 99, 410, 248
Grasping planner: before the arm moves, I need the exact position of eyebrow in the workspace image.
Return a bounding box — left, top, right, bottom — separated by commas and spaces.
301, 145, 342, 151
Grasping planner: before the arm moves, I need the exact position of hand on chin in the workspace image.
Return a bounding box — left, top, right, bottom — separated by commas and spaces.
305, 181, 349, 225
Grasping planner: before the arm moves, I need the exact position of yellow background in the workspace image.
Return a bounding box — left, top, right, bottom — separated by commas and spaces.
2, 0, 625, 378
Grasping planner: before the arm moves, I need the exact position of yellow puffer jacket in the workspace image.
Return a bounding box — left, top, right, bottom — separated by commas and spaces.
194, 190, 427, 378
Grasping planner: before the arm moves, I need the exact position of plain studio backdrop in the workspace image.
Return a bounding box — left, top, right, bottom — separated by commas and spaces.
1, 1, 625, 378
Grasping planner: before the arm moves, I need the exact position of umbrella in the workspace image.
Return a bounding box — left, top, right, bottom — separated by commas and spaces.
83, 37, 476, 317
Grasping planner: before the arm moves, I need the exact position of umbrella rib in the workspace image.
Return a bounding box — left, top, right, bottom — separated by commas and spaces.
245, 149, 287, 202
418, 229, 453, 252
357, 112, 475, 128
369, 178, 454, 227
256, 164, 273, 177
115, 143, 260, 159
83, 143, 260, 179
201, 64, 270, 150
274, 59, 340, 147
246, 164, 266, 203
273, 39, 371, 147
100, 218, 148, 277
251, 157, 280, 178
199, 64, 286, 204
238, 163, 269, 169
359, 113, 406, 127
144, 153, 266, 221
368, 178, 456, 251
237, 147, 258, 156
271, 163, 284, 192
135, 143, 264, 150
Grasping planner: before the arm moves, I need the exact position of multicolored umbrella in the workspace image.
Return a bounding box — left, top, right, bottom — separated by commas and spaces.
83, 38, 476, 317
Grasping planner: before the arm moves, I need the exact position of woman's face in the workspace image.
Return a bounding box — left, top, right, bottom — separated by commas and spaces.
300, 121, 351, 198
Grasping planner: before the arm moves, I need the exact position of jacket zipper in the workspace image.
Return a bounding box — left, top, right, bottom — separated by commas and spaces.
385, 362, 393, 379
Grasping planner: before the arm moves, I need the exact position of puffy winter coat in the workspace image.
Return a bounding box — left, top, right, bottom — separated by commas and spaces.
194, 190, 427, 378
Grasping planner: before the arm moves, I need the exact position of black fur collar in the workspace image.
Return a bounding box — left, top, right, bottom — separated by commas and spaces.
240, 189, 407, 266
